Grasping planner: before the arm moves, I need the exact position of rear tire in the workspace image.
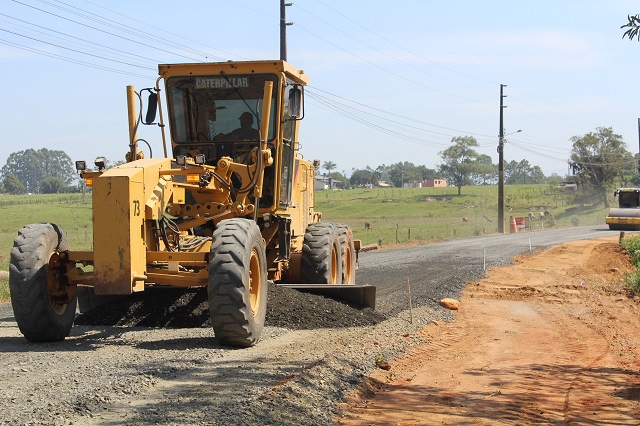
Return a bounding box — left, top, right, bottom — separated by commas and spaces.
10, 223, 76, 342
337, 224, 356, 284
208, 219, 268, 347
301, 222, 342, 284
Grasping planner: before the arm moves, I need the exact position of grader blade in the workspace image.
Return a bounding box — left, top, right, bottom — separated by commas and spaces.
276, 284, 376, 309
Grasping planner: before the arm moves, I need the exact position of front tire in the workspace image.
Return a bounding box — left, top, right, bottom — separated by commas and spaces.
208, 219, 268, 347
10, 223, 76, 342
301, 222, 343, 284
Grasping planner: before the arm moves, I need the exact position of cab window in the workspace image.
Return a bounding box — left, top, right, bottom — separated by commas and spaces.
166, 74, 279, 143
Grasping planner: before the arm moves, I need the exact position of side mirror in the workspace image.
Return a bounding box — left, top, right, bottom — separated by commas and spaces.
142, 90, 158, 125
287, 85, 303, 119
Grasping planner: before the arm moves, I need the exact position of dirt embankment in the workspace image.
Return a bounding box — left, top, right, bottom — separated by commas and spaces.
337, 237, 640, 425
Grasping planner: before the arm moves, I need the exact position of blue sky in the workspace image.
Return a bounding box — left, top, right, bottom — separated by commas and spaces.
1, 0, 639, 178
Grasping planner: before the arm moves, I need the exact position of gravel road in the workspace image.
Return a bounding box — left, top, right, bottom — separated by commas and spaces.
0, 225, 622, 425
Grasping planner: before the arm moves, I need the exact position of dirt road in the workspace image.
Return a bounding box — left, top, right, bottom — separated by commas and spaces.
337, 236, 640, 425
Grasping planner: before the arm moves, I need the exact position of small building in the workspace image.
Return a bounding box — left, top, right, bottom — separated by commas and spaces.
315, 175, 343, 190
422, 179, 447, 188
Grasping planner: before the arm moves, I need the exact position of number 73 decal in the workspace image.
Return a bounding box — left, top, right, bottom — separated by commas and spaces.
133, 200, 141, 216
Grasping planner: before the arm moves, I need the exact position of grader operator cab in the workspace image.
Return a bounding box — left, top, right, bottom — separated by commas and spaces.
9, 60, 374, 347
606, 188, 640, 230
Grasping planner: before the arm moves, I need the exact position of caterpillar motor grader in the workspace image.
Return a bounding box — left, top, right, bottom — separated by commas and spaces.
9, 60, 374, 347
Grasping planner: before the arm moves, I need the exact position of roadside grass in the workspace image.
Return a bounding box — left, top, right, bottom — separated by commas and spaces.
0, 193, 93, 272
620, 235, 640, 294
0, 275, 8, 302
317, 185, 608, 247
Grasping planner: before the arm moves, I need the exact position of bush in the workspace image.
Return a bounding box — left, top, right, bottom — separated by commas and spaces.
41, 177, 68, 194
0, 276, 8, 303
620, 236, 640, 294
3, 173, 25, 194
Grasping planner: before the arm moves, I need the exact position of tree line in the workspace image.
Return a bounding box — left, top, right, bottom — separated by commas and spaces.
1, 148, 76, 194
0, 149, 122, 194
326, 135, 547, 195
324, 126, 639, 208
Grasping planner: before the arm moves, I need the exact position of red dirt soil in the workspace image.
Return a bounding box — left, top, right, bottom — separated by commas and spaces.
337, 236, 640, 425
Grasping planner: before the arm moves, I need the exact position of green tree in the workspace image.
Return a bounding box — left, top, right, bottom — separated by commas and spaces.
438, 136, 484, 195
529, 165, 545, 184
546, 173, 564, 185
569, 127, 633, 207
471, 154, 496, 185
375, 164, 390, 183
3, 173, 25, 194
387, 162, 422, 188
350, 169, 376, 186
417, 165, 438, 180
505, 159, 546, 184
41, 177, 68, 194
327, 171, 349, 189
1, 148, 75, 193
322, 161, 337, 175
622, 15, 640, 40
107, 159, 126, 169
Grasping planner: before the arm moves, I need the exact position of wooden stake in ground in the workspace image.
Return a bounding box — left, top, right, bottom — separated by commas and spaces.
407, 278, 413, 324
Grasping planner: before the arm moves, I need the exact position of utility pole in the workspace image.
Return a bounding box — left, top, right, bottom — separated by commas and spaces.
497, 84, 506, 234
637, 118, 640, 173
280, 1, 293, 61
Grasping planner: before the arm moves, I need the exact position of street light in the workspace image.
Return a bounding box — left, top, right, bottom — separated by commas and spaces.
401, 173, 405, 189
498, 128, 522, 233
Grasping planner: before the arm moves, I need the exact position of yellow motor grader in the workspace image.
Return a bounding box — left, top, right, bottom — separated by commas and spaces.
9, 60, 374, 347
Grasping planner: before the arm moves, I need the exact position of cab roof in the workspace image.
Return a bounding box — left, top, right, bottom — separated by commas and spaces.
158, 60, 309, 85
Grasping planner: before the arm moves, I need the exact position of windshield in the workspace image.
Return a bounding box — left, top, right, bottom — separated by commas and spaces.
165, 74, 278, 143
619, 191, 640, 208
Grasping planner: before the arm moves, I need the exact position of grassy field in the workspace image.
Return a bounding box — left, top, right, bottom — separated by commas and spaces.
0, 184, 609, 302
316, 184, 608, 247
0, 193, 93, 269
0, 193, 93, 302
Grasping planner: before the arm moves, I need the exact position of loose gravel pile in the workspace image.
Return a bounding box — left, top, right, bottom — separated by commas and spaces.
75, 284, 386, 329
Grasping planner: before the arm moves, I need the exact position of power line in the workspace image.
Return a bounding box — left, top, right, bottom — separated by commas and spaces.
307, 92, 452, 148
308, 86, 496, 140
0, 12, 161, 64
295, 2, 492, 97
11, 0, 204, 62
305, 1, 633, 137
293, 22, 493, 106
78, 0, 244, 60
0, 38, 151, 78
311, 0, 497, 87
0, 28, 156, 70
509, 140, 635, 168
